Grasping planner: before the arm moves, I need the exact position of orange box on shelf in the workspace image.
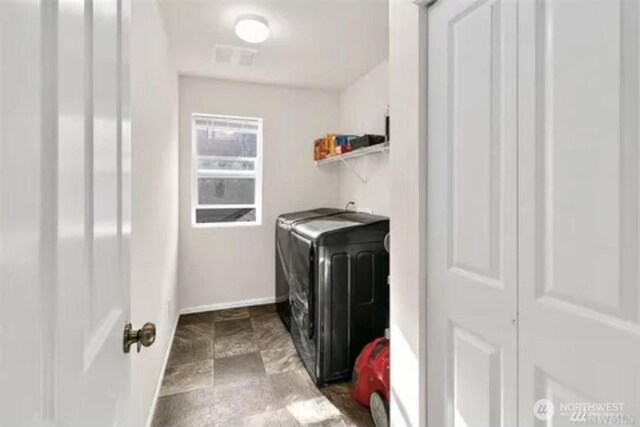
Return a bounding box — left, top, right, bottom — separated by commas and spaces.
326, 134, 337, 157
314, 137, 329, 160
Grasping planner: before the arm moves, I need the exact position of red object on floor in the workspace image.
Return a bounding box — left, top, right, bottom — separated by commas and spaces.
351, 337, 390, 407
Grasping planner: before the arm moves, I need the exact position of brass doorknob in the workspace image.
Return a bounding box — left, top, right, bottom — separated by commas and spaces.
123, 322, 156, 353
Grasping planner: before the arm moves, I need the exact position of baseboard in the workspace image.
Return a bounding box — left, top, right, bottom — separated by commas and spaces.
145, 314, 180, 427
180, 296, 277, 315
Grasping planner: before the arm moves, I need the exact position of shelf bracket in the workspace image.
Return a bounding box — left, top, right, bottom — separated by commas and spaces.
339, 157, 367, 184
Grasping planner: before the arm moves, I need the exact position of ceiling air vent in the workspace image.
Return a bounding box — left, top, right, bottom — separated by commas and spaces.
213, 44, 259, 67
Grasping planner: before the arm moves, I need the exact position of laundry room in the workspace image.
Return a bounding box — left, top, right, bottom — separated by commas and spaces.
8, 1, 636, 427
134, 0, 392, 425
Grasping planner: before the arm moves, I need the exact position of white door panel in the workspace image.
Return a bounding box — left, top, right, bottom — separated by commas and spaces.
1, 1, 131, 426
0, 1, 48, 423
427, 0, 519, 426
518, 1, 640, 425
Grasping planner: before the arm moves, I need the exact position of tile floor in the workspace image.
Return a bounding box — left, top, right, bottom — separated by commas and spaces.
152, 304, 374, 427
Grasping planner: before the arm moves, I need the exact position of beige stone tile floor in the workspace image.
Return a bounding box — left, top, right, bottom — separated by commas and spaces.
152, 305, 373, 427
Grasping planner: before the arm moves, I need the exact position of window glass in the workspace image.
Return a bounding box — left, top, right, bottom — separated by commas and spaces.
196, 128, 257, 157
197, 178, 256, 205
192, 114, 262, 226
195, 208, 256, 224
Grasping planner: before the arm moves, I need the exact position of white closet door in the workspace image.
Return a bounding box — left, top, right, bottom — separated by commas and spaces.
518, 1, 640, 426
427, 0, 518, 426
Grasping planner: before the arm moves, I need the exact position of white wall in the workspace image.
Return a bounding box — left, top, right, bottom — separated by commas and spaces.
338, 60, 390, 216
130, 1, 180, 426
388, 1, 428, 426
178, 77, 340, 310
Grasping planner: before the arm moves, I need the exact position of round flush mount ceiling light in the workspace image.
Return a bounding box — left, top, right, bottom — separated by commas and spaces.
235, 14, 269, 44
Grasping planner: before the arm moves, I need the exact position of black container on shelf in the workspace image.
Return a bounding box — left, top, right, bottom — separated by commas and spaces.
385, 105, 390, 141
349, 134, 387, 151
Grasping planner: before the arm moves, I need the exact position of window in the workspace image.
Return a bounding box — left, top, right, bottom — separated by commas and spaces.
192, 114, 263, 226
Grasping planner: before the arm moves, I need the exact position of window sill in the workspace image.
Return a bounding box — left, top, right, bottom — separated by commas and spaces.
191, 221, 262, 229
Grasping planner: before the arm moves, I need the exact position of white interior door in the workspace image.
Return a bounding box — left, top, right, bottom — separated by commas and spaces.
518, 1, 640, 425
427, 0, 519, 426
0, 1, 131, 426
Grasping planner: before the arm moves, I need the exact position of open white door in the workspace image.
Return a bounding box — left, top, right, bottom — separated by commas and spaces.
0, 1, 132, 426
518, 1, 640, 425
427, 0, 519, 426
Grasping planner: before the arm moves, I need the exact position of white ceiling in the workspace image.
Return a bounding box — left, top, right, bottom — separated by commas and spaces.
157, 0, 389, 91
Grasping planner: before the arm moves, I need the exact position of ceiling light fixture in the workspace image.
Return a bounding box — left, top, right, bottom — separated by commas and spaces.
235, 14, 269, 44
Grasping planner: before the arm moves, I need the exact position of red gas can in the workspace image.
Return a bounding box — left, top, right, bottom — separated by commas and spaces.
351, 337, 390, 426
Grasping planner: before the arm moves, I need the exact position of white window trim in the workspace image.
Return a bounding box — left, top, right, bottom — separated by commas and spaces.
191, 113, 264, 228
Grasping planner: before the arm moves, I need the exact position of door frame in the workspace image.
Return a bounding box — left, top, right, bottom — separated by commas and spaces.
388, 1, 429, 426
